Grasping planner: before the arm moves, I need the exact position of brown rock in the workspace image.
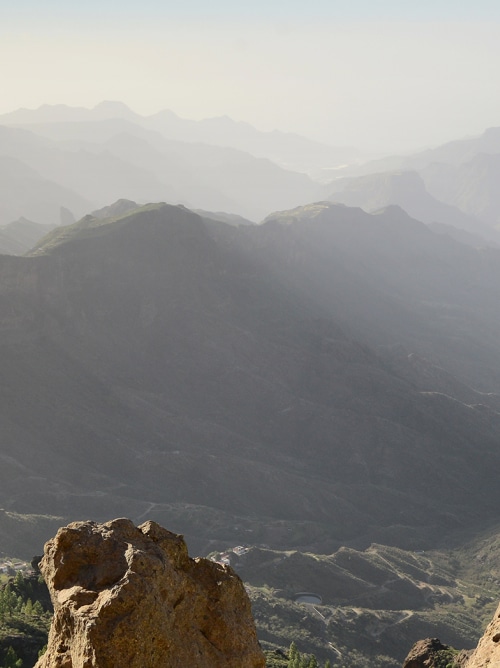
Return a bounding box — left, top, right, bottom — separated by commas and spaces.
403, 638, 449, 667
34, 518, 266, 668
463, 601, 500, 668
403, 638, 472, 668
455, 650, 474, 667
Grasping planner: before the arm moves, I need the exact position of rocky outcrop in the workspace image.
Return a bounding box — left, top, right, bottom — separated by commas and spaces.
34, 518, 265, 668
402, 638, 471, 667
403, 638, 448, 667
403, 603, 500, 667
464, 601, 500, 668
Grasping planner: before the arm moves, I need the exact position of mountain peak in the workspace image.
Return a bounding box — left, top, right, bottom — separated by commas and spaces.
91, 100, 138, 120
28, 202, 201, 256
91, 198, 139, 220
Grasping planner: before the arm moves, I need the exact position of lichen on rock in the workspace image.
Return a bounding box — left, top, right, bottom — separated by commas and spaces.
35, 518, 265, 668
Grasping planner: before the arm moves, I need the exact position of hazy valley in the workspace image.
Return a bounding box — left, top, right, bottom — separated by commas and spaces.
3, 104, 500, 666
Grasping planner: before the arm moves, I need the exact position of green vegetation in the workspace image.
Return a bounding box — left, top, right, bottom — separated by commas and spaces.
243, 527, 500, 667
430, 648, 460, 668
1, 646, 23, 668
0, 570, 51, 667
264, 642, 331, 668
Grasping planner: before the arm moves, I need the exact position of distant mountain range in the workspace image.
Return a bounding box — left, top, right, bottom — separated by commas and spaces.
421, 152, 500, 228
0, 114, 321, 224
0, 101, 360, 173
325, 170, 500, 246
0, 146, 90, 230
326, 125, 500, 240
0, 217, 59, 255
2, 102, 500, 245
3, 200, 500, 561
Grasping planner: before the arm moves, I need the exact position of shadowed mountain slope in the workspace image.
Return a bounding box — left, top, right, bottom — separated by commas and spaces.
2, 202, 500, 557
421, 153, 500, 228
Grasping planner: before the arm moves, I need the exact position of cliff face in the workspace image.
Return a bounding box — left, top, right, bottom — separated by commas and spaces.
464, 601, 500, 668
35, 518, 265, 668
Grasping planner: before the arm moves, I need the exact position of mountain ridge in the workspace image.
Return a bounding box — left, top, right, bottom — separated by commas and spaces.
3, 201, 500, 562
326, 170, 500, 245
0, 101, 358, 173
0, 120, 320, 223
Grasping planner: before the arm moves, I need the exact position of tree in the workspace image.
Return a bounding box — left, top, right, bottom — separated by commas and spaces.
284, 643, 325, 668
32, 600, 44, 616
289, 642, 299, 662
288, 642, 300, 667
2, 646, 23, 668
0, 584, 17, 617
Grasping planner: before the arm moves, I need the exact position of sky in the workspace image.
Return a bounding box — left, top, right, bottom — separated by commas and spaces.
2, 1, 500, 152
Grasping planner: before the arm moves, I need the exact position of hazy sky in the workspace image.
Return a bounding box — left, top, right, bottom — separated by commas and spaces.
2, 0, 500, 152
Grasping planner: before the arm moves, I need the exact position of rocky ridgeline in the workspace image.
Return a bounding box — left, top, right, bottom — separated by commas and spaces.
35, 518, 265, 668
403, 603, 500, 667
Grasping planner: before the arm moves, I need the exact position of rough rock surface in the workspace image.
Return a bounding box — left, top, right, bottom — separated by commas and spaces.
464, 601, 500, 668
34, 518, 265, 668
402, 638, 449, 667
456, 651, 474, 667
402, 637, 471, 667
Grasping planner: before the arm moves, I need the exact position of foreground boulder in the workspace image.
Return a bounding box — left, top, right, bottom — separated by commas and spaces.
403, 638, 448, 667
402, 637, 470, 667
35, 518, 265, 668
